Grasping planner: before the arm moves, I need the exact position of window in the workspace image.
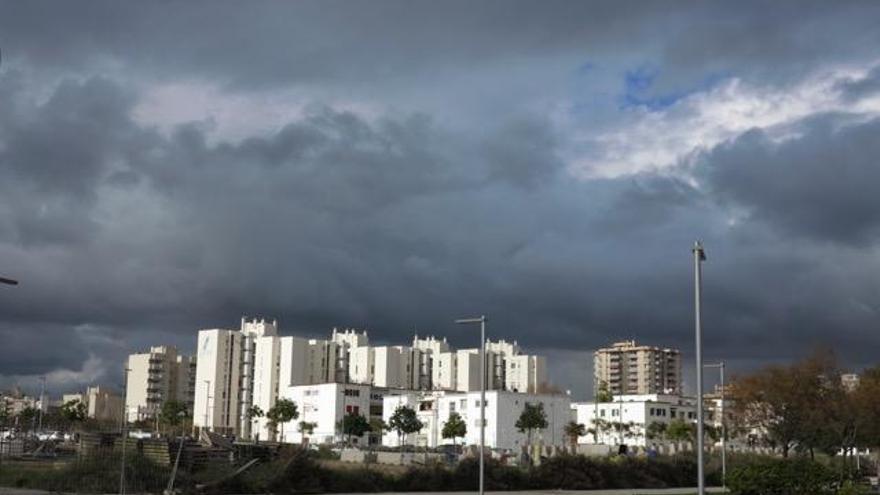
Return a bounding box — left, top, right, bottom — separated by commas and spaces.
449, 402, 456, 412
460, 399, 467, 409
600, 409, 605, 417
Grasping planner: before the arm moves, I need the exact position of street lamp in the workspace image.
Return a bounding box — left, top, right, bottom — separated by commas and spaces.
120, 367, 131, 495
704, 361, 726, 489
203, 380, 212, 435
692, 241, 707, 495
0, 275, 16, 478
455, 315, 486, 495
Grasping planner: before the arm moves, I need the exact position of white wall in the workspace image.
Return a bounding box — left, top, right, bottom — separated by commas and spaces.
383, 390, 570, 451
251, 335, 280, 440
282, 383, 372, 445
456, 350, 481, 392
572, 396, 697, 447
193, 329, 242, 434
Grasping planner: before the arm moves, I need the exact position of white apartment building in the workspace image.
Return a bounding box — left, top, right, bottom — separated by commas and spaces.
382, 389, 570, 450
125, 346, 195, 422
193, 317, 278, 436
594, 340, 682, 395
572, 394, 697, 447
191, 317, 550, 440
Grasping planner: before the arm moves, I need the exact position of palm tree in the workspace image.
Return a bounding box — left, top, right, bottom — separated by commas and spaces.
564, 421, 586, 448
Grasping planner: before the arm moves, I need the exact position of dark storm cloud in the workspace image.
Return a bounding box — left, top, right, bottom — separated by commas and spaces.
698, 116, 880, 245
3, 74, 880, 395
2, 1, 880, 396
2, 1, 879, 94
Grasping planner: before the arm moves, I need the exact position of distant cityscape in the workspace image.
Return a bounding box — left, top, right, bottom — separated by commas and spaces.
1, 315, 750, 452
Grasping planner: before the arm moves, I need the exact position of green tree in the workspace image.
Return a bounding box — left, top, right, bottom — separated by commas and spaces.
646, 421, 667, 442
666, 419, 693, 443
338, 413, 371, 446
159, 400, 188, 435
298, 420, 317, 444
441, 412, 467, 447
0, 406, 9, 426
389, 405, 423, 460
564, 421, 586, 448
515, 402, 548, 446
60, 399, 87, 430
730, 351, 835, 458
596, 381, 614, 402
17, 406, 38, 433
369, 417, 388, 446
246, 405, 264, 440
266, 399, 299, 443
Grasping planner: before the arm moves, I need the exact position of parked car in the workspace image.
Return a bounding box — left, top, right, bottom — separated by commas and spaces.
36, 431, 62, 441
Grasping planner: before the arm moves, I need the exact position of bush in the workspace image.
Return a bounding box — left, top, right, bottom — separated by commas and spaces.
727, 457, 836, 495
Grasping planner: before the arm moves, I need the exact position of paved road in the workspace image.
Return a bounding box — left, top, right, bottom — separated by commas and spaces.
2, 489, 727, 495
335, 491, 727, 495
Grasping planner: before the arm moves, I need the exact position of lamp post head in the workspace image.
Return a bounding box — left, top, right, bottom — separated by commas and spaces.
0, 276, 18, 286
455, 315, 487, 324
692, 241, 706, 261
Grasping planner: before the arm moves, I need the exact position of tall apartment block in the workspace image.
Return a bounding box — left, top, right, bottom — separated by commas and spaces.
125, 346, 196, 422
193, 317, 279, 436
193, 316, 549, 440
594, 340, 681, 395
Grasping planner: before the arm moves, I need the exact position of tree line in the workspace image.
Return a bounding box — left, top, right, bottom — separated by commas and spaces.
729, 350, 880, 464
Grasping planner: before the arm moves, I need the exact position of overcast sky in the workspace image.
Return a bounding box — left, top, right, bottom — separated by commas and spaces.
2, 1, 880, 399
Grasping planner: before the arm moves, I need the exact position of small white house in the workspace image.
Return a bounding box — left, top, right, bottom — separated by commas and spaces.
383, 389, 571, 450
571, 394, 698, 447
280, 382, 376, 445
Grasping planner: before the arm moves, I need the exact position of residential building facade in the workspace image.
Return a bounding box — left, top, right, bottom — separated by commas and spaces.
191, 316, 551, 440
571, 394, 697, 447
125, 346, 195, 422
594, 340, 682, 395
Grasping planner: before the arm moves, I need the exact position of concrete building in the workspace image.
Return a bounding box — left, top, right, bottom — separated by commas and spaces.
193, 317, 278, 436
572, 394, 697, 447
191, 316, 550, 440
594, 340, 682, 395
278, 382, 383, 445
1, 387, 41, 419
383, 389, 571, 450
125, 346, 195, 422
63, 386, 123, 423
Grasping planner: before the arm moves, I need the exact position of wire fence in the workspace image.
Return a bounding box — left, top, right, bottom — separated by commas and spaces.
0, 431, 280, 494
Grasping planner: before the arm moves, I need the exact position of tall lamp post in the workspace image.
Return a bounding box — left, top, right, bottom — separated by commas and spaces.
455, 315, 486, 495
692, 241, 707, 495
203, 380, 212, 436
120, 366, 131, 495
704, 361, 726, 489
0, 275, 17, 476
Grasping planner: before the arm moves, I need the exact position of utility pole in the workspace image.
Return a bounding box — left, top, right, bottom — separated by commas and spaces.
456, 315, 487, 495
693, 241, 707, 495
120, 367, 131, 495
704, 361, 726, 489
37, 376, 46, 433
0, 275, 16, 477
202, 380, 212, 437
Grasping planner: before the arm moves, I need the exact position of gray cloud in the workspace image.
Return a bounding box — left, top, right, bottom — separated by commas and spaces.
699, 115, 880, 245
2, 2, 880, 398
